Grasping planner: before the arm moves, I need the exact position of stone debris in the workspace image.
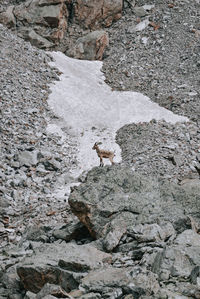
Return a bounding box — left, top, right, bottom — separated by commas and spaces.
0, 23, 79, 250
116, 120, 200, 183
102, 0, 200, 123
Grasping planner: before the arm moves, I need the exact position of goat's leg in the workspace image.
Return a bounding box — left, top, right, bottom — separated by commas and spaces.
100, 157, 104, 167
109, 156, 115, 165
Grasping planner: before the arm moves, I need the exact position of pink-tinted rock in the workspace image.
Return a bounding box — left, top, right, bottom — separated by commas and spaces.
74, 0, 123, 29
13, 0, 67, 47
68, 30, 109, 60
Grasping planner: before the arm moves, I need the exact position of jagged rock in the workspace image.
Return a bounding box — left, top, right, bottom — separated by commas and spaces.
20, 28, 54, 48
123, 0, 135, 9
24, 291, 36, 299
80, 266, 159, 297
1, 265, 23, 297
14, 0, 67, 28
9, 0, 68, 48
73, 0, 122, 29
103, 217, 126, 252
17, 242, 112, 293
58, 244, 112, 272
152, 230, 200, 279
53, 221, 90, 242
68, 30, 109, 61
116, 240, 139, 253
0, 197, 10, 208
35, 283, 70, 299
128, 222, 175, 243
133, 7, 146, 17
18, 150, 38, 167
0, 6, 16, 28
68, 165, 200, 239
24, 225, 50, 242
174, 229, 200, 247
42, 158, 61, 171
190, 266, 200, 285
68, 289, 83, 298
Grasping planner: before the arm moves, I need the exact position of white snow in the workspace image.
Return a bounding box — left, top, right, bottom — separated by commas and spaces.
47, 51, 188, 182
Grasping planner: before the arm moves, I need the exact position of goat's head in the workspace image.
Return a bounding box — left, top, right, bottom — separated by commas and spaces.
92, 142, 101, 150
92, 142, 98, 150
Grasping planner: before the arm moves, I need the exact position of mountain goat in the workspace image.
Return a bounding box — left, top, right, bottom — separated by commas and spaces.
92, 142, 115, 167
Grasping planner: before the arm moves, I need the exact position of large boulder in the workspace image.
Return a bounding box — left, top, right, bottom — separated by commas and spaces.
73, 0, 123, 29
68, 165, 200, 240
19, 28, 54, 48
68, 30, 109, 60
80, 266, 159, 297
17, 242, 112, 293
14, 0, 67, 30
0, 0, 68, 48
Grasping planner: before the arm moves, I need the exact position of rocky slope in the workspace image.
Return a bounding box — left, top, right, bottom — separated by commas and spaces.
102, 0, 200, 123
0, 0, 200, 298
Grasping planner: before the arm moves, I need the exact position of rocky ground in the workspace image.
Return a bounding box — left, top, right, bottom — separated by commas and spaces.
117, 120, 200, 183
102, 0, 200, 123
0, 24, 79, 248
0, 0, 200, 298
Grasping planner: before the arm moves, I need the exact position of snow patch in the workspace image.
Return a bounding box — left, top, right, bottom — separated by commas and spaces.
47, 51, 188, 179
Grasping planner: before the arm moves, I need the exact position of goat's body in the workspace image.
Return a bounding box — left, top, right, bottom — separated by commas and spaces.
92, 142, 115, 166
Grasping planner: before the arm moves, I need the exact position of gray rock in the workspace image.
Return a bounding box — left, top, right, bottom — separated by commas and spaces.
0, 197, 10, 208
25, 291, 37, 299
128, 222, 175, 243
42, 158, 61, 171
103, 217, 127, 252
13, 0, 67, 47
116, 240, 139, 253
69, 165, 200, 239
1, 266, 22, 295
133, 7, 146, 17
172, 154, 184, 166
18, 150, 38, 167
25, 29, 54, 49
35, 283, 70, 299
58, 243, 112, 272
17, 242, 111, 292
53, 221, 88, 241
190, 266, 200, 284
24, 225, 49, 242
174, 229, 200, 247
80, 266, 159, 297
